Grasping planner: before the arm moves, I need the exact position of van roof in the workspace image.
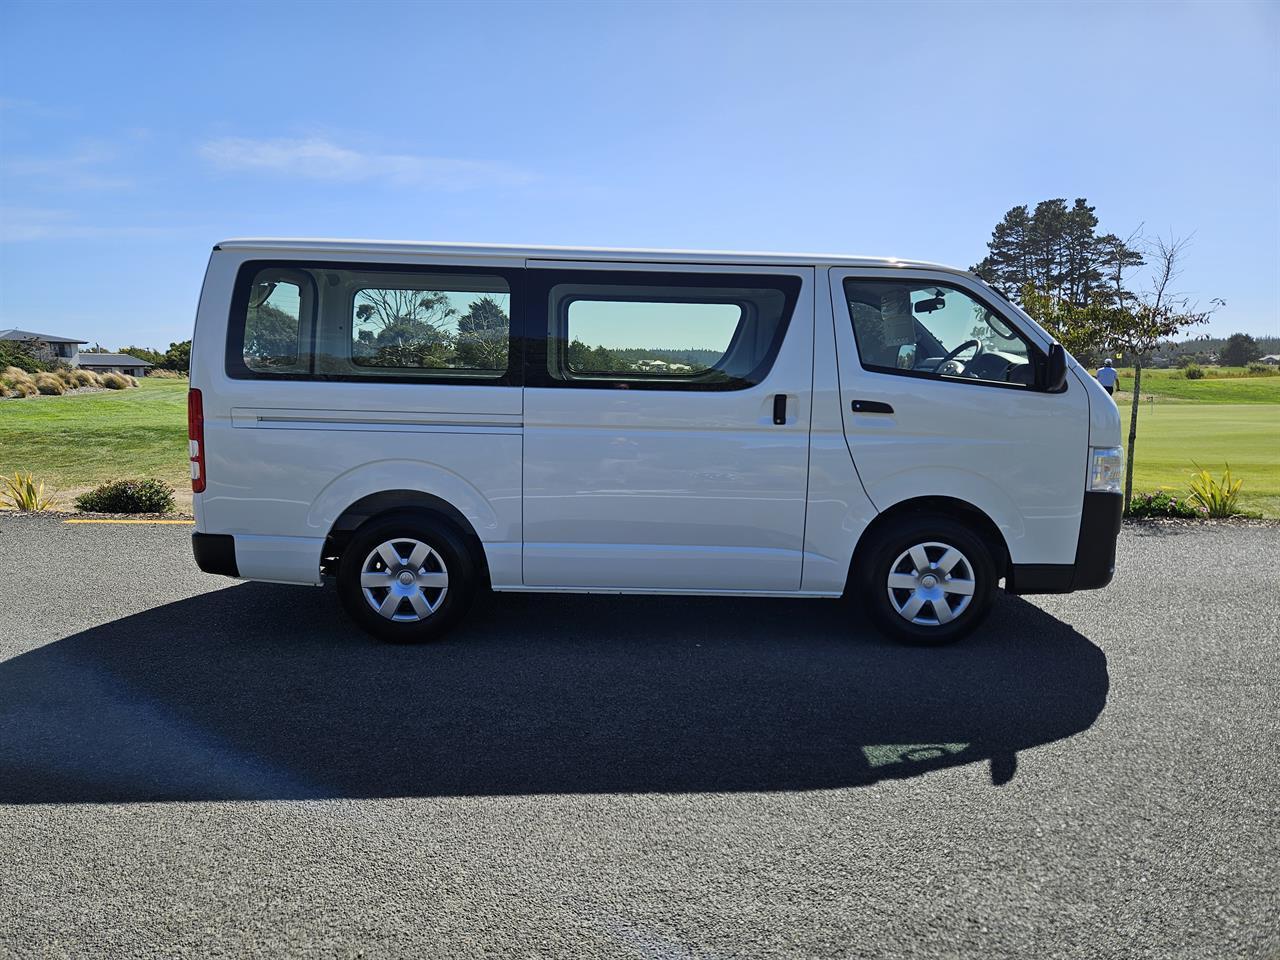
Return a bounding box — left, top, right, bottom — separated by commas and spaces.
213, 238, 974, 276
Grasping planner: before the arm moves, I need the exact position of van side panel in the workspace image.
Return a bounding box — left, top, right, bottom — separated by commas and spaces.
190, 249, 524, 587
799, 267, 879, 593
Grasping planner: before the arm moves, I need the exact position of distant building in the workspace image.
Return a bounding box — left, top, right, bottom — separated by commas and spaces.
77, 352, 153, 377
0, 329, 154, 376
1259, 354, 1280, 365
0, 328, 87, 365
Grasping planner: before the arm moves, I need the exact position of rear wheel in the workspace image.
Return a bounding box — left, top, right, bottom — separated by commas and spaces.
859, 515, 997, 646
337, 512, 476, 643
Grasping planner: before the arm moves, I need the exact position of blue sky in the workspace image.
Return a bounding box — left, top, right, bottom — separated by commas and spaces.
1, 0, 1276, 349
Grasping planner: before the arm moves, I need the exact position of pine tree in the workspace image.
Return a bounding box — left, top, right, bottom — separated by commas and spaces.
972, 198, 1142, 309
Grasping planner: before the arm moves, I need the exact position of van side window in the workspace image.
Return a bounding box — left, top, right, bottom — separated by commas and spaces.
242, 270, 309, 373
349, 281, 509, 375
542, 275, 799, 389
227, 262, 516, 383
843, 279, 1036, 387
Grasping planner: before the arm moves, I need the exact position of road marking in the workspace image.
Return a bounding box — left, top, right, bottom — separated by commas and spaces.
63, 519, 195, 525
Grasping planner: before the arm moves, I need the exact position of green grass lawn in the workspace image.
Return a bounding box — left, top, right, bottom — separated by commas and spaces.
2, 376, 1276, 517
0, 379, 190, 507
1120, 403, 1280, 517
1111, 368, 1280, 404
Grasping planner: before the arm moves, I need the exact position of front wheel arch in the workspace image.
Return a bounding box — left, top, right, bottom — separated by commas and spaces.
846, 496, 1010, 598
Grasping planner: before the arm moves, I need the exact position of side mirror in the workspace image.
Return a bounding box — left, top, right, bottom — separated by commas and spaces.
1043, 343, 1068, 392
896, 343, 917, 370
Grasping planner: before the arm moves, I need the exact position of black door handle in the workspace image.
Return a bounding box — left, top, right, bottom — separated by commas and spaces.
850, 400, 894, 414
773, 394, 787, 425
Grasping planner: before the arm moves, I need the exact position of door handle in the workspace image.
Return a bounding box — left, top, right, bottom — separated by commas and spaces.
850, 400, 894, 414
773, 394, 787, 425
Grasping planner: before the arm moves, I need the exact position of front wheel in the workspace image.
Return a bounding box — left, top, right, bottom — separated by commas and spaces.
859, 516, 998, 646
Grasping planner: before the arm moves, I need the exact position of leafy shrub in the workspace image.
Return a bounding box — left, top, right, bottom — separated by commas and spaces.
0, 341, 48, 374
1182, 364, 1204, 380
1126, 490, 1203, 519
99, 372, 129, 390
1188, 464, 1244, 517
74, 478, 176, 514
2, 472, 60, 511
146, 368, 187, 379
1246, 362, 1276, 375
33, 372, 65, 395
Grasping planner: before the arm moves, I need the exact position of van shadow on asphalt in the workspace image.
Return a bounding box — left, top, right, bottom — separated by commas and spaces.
0, 585, 1108, 803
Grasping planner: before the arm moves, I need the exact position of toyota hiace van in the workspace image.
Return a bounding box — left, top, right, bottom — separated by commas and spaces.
189, 240, 1123, 645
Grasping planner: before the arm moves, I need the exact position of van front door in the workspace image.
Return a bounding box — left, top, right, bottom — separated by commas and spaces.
521, 263, 815, 591
830, 269, 1090, 567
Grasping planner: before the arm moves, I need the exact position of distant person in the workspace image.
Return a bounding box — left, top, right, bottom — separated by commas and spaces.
1095, 359, 1118, 396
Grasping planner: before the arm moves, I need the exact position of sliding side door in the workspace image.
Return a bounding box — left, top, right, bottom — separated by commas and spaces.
521, 262, 815, 592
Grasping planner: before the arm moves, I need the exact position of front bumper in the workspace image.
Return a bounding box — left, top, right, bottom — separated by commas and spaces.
1006, 492, 1123, 594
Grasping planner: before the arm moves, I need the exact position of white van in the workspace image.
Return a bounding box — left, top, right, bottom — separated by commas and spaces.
189, 240, 1124, 645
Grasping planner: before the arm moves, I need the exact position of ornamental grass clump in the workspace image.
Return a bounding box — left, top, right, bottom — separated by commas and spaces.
2, 472, 60, 511
74, 478, 176, 514
69, 368, 98, 387
99, 372, 129, 390
2, 374, 36, 397
1, 366, 34, 395
33, 372, 65, 395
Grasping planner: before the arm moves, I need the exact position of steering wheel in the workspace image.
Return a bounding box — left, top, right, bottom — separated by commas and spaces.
936, 339, 981, 375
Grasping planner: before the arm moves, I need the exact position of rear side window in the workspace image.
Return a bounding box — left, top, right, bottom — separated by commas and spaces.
540, 273, 800, 389
227, 262, 516, 383
243, 270, 308, 373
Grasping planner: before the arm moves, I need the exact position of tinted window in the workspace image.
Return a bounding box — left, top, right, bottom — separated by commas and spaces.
844, 279, 1035, 387
545, 277, 797, 389
243, 270, 307, 373
348, 280, 510, 376
228, 262, 515, 382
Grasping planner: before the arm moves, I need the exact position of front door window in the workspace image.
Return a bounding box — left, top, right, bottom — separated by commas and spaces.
844, 280, 1035, 387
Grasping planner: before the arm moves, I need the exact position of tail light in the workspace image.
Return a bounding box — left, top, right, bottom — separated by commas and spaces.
188, 388, 206, 493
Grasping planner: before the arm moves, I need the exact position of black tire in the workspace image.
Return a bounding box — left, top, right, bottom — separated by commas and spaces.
858, 514, 998, 646
337, 511, 477, 643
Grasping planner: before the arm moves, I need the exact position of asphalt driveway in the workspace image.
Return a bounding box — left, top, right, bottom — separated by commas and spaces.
0, 516, 1276, 958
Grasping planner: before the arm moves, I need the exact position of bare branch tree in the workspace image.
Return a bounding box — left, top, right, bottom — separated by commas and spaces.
1111, 233, 1221, 511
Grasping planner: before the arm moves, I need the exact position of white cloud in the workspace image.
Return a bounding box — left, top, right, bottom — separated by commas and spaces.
199, 136, 533, 190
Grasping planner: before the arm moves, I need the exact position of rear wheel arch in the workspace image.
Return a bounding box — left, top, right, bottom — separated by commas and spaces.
322, 490, 490, 587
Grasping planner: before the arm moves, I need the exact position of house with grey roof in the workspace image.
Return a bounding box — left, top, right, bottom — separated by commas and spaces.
0, 328, 88, 365
77, 352, 153, 377
1, 328, 154, 376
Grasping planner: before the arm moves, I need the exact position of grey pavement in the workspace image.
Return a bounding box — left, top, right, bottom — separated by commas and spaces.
0, 515, 1276, 958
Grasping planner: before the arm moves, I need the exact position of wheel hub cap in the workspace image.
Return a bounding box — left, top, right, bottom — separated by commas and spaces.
359, 538, 450, 622
886, 541, 977, 627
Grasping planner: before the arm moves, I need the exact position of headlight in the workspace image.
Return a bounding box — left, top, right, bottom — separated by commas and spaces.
1088, 446, 1124, 494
